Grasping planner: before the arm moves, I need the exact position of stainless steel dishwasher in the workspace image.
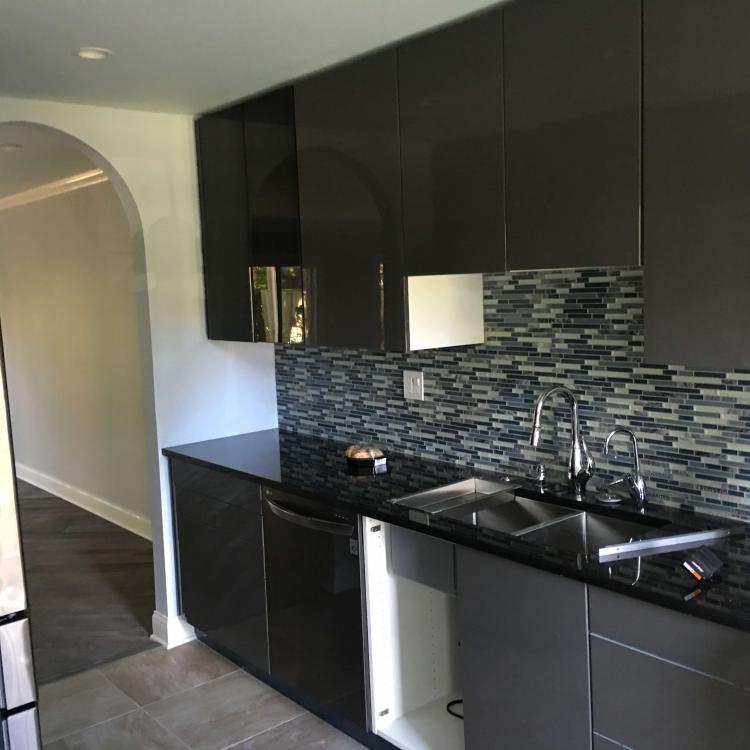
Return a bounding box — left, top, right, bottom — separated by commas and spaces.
262, 487, 366, 734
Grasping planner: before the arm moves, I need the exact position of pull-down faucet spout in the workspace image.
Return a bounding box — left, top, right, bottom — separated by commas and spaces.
529, 386, 595, 495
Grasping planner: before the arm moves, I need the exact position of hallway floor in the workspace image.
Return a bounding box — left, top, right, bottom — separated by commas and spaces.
17, 479, 157, 683
39, 640, 364, 749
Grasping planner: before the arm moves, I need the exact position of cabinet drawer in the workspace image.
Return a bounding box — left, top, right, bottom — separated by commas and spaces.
171, 459, 260, 513
591, 637, 750, 750
589, 587, 750, 689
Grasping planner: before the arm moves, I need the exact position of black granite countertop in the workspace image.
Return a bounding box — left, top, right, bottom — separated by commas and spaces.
163, 428, 750, 635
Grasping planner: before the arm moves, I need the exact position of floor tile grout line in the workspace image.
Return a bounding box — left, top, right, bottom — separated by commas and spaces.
145, 710, 194, 750
43, 707, 142, 745
140, 668, 242, 710
218, 707, 311, 750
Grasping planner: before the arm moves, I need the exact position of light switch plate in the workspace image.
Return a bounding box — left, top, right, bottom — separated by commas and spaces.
403, 370, 425, 401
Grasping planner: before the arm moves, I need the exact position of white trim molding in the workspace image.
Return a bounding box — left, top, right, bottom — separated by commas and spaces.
15, 462, 152, 540
151, 611, 195, 649
0, 169, 108, 212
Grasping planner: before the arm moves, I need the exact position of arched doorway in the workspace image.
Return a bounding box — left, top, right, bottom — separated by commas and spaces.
0, 121, 160, 681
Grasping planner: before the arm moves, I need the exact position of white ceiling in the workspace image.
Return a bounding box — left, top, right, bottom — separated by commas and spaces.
0, 124, 96, 200
0, 0, 502, 115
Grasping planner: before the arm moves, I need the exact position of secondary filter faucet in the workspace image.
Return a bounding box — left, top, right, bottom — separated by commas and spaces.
604, 428, 647, 509
529, 386, 595, 495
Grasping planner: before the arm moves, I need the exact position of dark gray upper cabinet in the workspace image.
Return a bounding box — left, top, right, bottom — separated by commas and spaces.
398, 10, 505, 275
195, 105, 252, 342
195, 87, 304, 344
643, 0, 750, 370
456, 547, 591, 750
294, 50, 406, 350
243, 88, 305, 345
504, 0, 641, 270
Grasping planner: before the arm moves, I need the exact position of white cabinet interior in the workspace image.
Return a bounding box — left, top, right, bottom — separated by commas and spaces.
362, 518, 464, 750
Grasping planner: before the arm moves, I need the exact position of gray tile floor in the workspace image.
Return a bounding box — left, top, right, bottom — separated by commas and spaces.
40, 640, 366, 749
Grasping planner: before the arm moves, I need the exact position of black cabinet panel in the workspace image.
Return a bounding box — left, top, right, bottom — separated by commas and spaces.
244, 88, 305, 345
504, 0, 640, 270
245, 88, 300, 269
171, 460, 268, 673
195, 106, 252, 341
398, 10, 505, 275
456, 547, 591, 750
196, 88, 303, 344
591, 637, 750, 750
294, 51, 406, 350
643, 0, 750, 369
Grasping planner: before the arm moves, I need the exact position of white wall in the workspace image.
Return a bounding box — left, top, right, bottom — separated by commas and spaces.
0, 97, 279, 641
0, 180, 154, 536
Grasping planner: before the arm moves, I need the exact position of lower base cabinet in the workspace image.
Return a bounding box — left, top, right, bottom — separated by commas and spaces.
170, 460, 269, 674
456, 548, 592, 750
589, 588, 750, 750
592, 734, 625, 750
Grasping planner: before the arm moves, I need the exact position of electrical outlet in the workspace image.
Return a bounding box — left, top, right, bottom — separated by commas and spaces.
403, 370, 425, 401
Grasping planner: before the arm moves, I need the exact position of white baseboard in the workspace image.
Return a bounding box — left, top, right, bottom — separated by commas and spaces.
151, 611, 195, 649
15, 462, 152, 540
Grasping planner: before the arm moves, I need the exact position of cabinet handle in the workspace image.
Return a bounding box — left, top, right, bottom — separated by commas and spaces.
264, 497, 354, 536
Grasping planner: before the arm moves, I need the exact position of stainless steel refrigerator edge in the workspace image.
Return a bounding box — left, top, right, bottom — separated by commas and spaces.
0, 329, 41, 749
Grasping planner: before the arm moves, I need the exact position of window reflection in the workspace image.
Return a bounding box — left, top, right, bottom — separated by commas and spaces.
251, 266, 304, 344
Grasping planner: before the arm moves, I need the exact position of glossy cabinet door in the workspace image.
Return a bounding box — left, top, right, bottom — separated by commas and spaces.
294, 50, 406, 350
171, 459, 268, 674
504, 0, 640, 270
244, 88, 305, 345
643, 0, 750, 370
456, 547, 592, 750
398, 9, 505, 275
195, 106, 252, 341
196, 89, 303, 345
589, 587, 750, 749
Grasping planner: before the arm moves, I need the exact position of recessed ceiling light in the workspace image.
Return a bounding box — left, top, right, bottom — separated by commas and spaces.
0, 143, 23, 153
76, 47, 113, 61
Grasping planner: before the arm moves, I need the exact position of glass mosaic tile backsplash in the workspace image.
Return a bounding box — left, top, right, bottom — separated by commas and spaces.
276, 267, 750, 519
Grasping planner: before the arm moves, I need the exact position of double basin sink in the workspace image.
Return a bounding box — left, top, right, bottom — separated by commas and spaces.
393, 478, 737, 563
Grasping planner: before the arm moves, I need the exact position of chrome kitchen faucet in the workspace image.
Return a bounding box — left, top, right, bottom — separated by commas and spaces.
529, 386, 595, 496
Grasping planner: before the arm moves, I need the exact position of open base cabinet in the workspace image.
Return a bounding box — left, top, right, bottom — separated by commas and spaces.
362, 518, 465, 750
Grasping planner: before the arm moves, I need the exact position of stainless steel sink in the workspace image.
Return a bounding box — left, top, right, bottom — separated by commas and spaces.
519, 511, 664, 558
392, 479, 739, 562
439, 495, 578, 536
392, 477, 523, 522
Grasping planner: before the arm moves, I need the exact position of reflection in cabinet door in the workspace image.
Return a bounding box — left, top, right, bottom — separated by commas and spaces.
171, 461, 268, 674
294, 50, 405, 351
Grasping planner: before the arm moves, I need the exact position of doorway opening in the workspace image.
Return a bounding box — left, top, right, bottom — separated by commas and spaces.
0, 122, 159, 683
